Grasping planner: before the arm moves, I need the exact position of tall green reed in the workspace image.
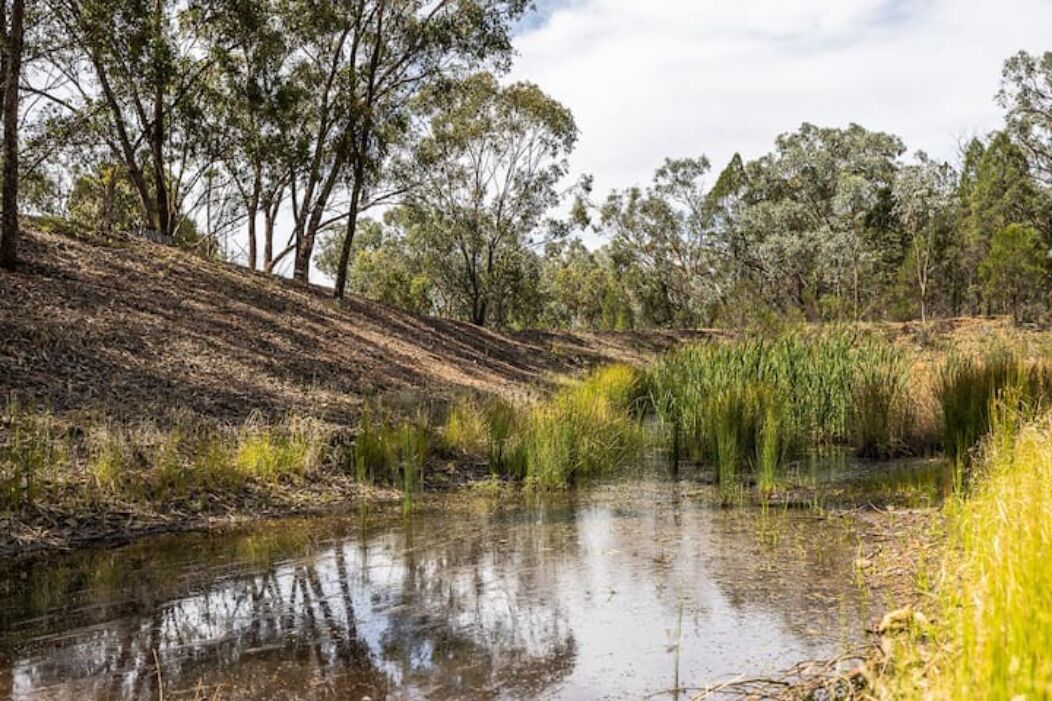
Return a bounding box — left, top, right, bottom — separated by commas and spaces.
648, 330, 918, 486
938, 350, 1052, 468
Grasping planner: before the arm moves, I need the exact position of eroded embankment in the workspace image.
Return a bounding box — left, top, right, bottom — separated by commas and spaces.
0, 228, 706, 556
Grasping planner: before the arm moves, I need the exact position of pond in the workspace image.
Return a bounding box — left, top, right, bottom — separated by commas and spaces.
0, 480, 881, 700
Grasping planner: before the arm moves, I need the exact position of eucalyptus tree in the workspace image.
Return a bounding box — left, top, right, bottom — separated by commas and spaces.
1000, 50, 1052, 185
892, 154, 958, 322
0, 0, 26, 269
390, 72, 577, 326
736, 123, 904, 320
40, 0, 216, 241
316, 217, 435, 314
277, 0, 529, 287
599, 157, 724, 326
193, 0, 300, 271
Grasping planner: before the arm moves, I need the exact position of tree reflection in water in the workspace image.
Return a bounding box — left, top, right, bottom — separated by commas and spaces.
0, 483, 874, 700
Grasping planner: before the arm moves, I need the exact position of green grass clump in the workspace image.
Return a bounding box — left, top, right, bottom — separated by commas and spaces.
444, 398, 490, 455
87, 425, 135, 494
881, 413, 1052, 699
852, 343, 914, 459
937, 350, 1052, 466
0, 401, 67, 508
352, 406, 430, 498
235, 417, 326, 484
649, 331, 856, 460
523, 365, 648, 489
443, 395, 527, 478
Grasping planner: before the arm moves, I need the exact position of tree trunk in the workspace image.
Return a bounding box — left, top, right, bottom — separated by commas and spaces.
334, 167, 366, 299
0, 0, 24, 270
150, 0, 171, 240
263, 198, 277, 272
292, 231, 311, 282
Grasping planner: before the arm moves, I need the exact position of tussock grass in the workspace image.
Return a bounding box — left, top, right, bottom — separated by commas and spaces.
879, 412, 1052, 700
523, 364, 648, 489
440, 364, 648, 489
444, 395, 527, 477
352, 406, 430, 501
0, 401, 68, 508
1, 404, 337, 508
852, 344, 914, 459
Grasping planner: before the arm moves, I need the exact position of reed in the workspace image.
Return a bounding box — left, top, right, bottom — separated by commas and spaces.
352, 405, 430, 499
937, 350, 1052, 466
851, 343, 914, 459
443, 395, 526, 478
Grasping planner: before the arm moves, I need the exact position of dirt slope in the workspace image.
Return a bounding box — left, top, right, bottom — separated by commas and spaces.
0, 229, 701, 424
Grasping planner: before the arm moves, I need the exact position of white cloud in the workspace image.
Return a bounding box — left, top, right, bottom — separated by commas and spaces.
511, 0, 1052, 197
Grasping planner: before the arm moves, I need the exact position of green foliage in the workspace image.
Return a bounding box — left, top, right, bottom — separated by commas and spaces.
392, 71, 578, 327
979, 223, 1047, 321
317, 219, 436, 315
441, 367, 648, 488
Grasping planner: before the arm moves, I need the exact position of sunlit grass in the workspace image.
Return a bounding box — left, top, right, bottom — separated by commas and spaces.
879, 413, 1052, 700
523, 364, 648, 489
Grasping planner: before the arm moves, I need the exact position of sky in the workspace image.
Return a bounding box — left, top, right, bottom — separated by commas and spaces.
509, 0, 1052, 198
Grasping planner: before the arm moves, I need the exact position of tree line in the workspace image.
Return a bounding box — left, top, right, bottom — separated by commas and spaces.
320, 51, 1052, 328
2, 3, 1051, 328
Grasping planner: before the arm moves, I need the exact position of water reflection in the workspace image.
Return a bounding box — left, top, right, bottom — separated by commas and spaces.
0, 483, 873, 700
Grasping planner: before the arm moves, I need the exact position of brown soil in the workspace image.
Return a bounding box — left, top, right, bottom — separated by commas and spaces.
0, 228, 707, 424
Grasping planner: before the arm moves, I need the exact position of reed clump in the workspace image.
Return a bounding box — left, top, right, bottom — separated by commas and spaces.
352, 406, 430, 498
443, 395, 527, 478
852, 343, 914, 459
440, 365, 648, 488
936, 350, 1052, 466
647, 330, 919, 486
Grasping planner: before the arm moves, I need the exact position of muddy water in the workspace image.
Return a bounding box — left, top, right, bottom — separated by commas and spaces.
0, 482, 876, 700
